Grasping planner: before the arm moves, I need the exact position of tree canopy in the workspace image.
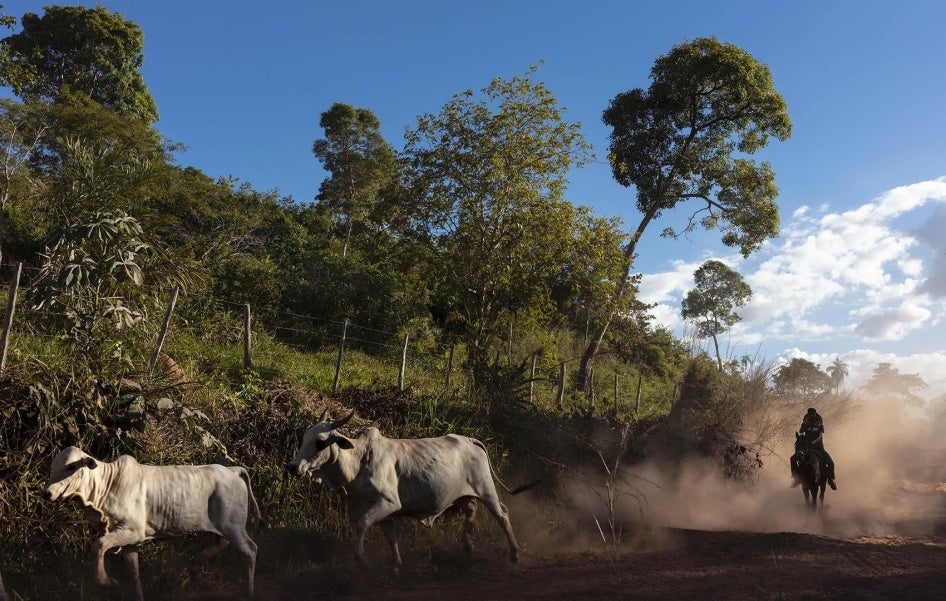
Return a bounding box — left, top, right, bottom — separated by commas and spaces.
0, 5, 158, 123
403, 66, 593, 372
312, 102, 397, 258
773, 357, 832, 400
681, 259, 752, 370
577, 36, 791, 395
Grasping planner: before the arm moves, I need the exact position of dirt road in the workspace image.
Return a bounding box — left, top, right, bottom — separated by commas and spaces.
240, 526, 946, 601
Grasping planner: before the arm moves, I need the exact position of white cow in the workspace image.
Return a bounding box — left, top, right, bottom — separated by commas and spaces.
44, 447, 261, 601
288, 410, 537, 569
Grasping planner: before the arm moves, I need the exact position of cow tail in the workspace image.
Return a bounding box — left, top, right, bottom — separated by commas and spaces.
471, 439, 540, 496
235, 467, 267, 528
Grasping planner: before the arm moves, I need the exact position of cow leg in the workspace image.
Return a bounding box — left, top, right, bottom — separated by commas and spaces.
477, 492, 520, 564
91, 529, 141, 588
122, 546, 144, 601
189, 536, 230, 581
458, 497, 478, 560
229, 534, 258, 598
377, 520, 403, 570
352, 498, 400, 569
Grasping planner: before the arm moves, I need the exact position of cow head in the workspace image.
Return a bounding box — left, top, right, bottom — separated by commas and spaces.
288, 410, 356, 477
44, 446, 99, 501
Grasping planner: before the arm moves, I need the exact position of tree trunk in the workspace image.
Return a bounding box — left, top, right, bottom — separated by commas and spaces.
576, 211, 655, 397
712, 333, 722, 371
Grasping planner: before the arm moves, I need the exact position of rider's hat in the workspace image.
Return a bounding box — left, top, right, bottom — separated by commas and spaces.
807, 407, 817, 414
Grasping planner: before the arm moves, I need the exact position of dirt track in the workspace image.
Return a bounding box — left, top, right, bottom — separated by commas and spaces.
9, 490, 946, 600
249, 527, 946, 601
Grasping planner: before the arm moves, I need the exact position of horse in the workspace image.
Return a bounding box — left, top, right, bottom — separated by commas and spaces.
791, 432, 828, 511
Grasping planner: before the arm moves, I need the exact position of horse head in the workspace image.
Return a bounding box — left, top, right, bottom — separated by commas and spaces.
794, 431, 806, 453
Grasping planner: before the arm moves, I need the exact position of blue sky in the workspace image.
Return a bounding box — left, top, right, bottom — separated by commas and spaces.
6, 1, 946, 395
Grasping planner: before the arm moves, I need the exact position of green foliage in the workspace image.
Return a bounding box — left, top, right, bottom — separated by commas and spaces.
0, 99, 168, 263
579, 37, 790, 396
47, 134, 155, 215
551, 209, 635, 331
603, 36, 791, 257
27, 211, 170, 367
313, 102, 397, 258
608, 317, 688, 380
0, 5, 159, 123
772, 357, 833, 400
404, 65, 593, 374
0, 14, 715, 591
681, 259, 752, 369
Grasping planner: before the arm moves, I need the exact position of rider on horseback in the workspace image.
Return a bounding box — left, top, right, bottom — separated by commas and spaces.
791, 407, 837, 490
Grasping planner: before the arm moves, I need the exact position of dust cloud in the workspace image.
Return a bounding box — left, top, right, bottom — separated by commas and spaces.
511, 397, 946, 552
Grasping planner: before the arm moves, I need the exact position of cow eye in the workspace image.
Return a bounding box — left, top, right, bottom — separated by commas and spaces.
315, 440, 329, 451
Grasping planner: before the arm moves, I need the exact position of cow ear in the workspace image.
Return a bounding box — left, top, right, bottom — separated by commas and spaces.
332, 434, 355, 450
83, 457, 98, 470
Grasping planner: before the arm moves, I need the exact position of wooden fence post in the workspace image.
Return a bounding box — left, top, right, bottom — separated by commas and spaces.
333, 318, 348, 393
444, 344, 454, 389
243, 303, 253, 369
148, 285, 180, 378
0, 262, 23, 374
529, 354, 538, 403
556, 362, 566, 410
398, 333, 409, 391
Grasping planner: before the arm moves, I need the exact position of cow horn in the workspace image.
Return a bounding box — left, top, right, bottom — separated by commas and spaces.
318, 408, 328, 423
331, 409, 355, 430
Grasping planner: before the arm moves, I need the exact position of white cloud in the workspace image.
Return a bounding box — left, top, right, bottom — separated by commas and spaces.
734, 178, 946, 343
637, 260, 698, 304
852, 303, 931, 340
637, 177, 946, 400
914, 203, 946, 299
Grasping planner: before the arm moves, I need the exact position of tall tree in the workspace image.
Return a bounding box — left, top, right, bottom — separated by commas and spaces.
0, 5, 158, 123
577, 37, 791, 395
681, 259, 751, 370
773, 358, 832, 400
312, 103, 396, 258
403, 66, 591, 376
864, 362, 927, 407
827, 356, 848, 393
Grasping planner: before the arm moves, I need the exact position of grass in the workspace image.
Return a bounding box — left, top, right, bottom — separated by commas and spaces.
0, 305, 693, 600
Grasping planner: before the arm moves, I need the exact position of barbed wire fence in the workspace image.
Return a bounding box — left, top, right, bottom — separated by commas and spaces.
0, 259, 657, 415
